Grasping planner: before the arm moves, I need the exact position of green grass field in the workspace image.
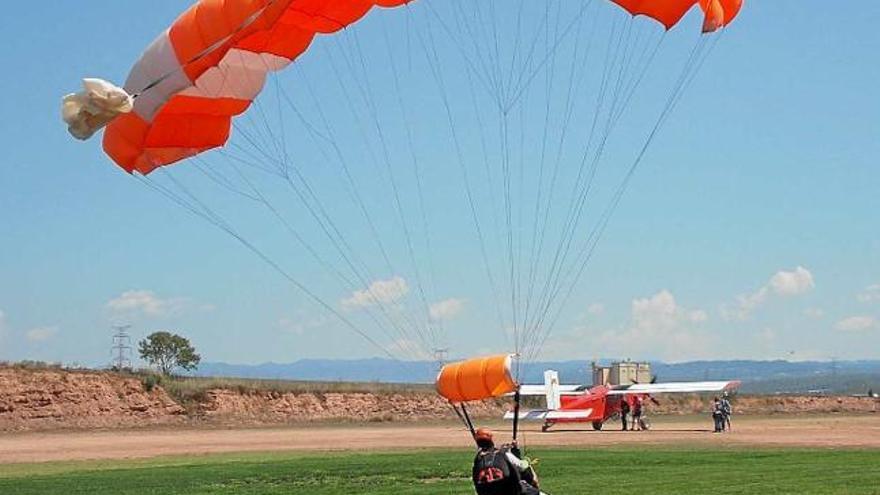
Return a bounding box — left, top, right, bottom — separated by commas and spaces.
1, 447, 878, 495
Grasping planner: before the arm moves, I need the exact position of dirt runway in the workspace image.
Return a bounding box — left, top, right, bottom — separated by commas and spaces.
0, 415, 877, 464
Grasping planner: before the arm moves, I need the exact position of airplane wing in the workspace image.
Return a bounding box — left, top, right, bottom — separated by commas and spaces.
518, 384, 582, 396
503, 409, 594, 421
606, 380, 740, 395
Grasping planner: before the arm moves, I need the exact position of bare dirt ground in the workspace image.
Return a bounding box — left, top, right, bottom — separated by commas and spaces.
1, 414, 877, 464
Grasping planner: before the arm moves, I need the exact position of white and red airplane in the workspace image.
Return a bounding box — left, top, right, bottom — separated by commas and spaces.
505, 370, 740, 431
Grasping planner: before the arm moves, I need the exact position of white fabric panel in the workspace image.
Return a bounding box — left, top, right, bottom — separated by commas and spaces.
178, 50, 290, 101
503, 409, 594, 421
62, 78, 133, 140
607, 381, 740, 395
517, 385, 581, 396
124, 30, 192, 122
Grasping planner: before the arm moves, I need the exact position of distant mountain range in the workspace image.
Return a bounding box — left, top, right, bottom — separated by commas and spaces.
193, 358, 880, 394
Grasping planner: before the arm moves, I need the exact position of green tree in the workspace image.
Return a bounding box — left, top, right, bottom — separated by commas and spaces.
138, 331, 201, 376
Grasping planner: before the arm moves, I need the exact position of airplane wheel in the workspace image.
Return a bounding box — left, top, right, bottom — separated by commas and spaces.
541, 422, 553, 432
592, 421, 604, 431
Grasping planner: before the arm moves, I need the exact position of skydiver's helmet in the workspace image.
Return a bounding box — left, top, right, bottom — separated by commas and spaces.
474, 428, 495, 449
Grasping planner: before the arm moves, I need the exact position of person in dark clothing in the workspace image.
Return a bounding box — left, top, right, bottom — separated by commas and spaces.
720, 394, 732, 432
711, 397, 724, 433
619, 398, 630, 431
472, 428, 544, 495
632, 396, 644, 431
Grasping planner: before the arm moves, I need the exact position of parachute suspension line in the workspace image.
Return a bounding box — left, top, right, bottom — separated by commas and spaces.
451, 402, 477, 439
518, 13, 628, 360
529, 34, 666, 345
339, 30, 440, 349
521, 5, 595, 356
317, 41, 438, 353
503, 0, 595, 113
285, 61, 435, 352
519, 0, 566, 354
380, 18, 446, 346
416, 9, 511, 350
192, 158, 261, 202
522, 23, 668, 359
462, 38, 509, 344
221, 59, 432, 358
133, 173, 404, 363
529, 34, 725, 364
205, 153, 428, 362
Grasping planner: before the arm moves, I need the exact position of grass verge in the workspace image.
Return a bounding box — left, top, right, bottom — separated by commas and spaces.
1, 446, 878, 494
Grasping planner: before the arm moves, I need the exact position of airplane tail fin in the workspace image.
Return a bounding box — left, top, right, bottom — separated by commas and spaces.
545, 370, 561, 410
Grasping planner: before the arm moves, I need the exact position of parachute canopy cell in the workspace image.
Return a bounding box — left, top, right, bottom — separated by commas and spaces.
436, 354, 518, 404
103, 0, 410, 175
611, 0, 742, 32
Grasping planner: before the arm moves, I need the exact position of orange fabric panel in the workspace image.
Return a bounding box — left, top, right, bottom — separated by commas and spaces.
235, 21, 315, 60
436, 354, 518, 403
611, 0, 699, 30
281, 0, 376, 33
161, 95, 252, 117
611, 0, 742, 31
719, 0, 743, 26
103, 113, 150, 173
144, 112, 231, 149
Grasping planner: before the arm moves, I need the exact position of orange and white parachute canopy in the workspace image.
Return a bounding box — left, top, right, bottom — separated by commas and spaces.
436, 354, 518, 404
101, 0, 410, 176
78, 0, 742, 176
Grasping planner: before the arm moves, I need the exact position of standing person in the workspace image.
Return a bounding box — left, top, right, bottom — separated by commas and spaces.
711, 397, 724, 433
632, 396, 644, 431
720, 393, 732, 432
472, 428, 544, 495
619, 398, 630, 431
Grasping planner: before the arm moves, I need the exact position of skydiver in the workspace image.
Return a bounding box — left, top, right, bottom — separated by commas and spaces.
620, 398, 630, 431
472, 427, 545, 495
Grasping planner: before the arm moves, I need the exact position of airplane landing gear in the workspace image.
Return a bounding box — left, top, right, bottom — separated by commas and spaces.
592, 421, 604, 431
541, 421, 555, 432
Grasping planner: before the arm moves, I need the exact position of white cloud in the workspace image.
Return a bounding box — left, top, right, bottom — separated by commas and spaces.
429, 298, 466, 321
593, 290, 712, 361
106, 290, 187, 318
586, 303, 605, 316
857, 284, 880, 303
278, 314, 329, 335
804, 308, 825, 319
834, 316, 877, 333
769, 266, 815, 296
341, 276, 409, 311
723, 266, 815, 320
25, 326, 58, 342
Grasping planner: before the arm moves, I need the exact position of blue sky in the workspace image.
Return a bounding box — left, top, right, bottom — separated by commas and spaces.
0, 1, 878, 367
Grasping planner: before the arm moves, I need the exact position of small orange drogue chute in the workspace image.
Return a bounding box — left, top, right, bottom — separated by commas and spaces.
436, 354, 518, 403
436, 354, 523, 443
611, 0, 742, 33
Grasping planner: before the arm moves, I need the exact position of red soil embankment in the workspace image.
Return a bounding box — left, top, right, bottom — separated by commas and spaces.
1, 367, 876, 432
0, 367, 185, 431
